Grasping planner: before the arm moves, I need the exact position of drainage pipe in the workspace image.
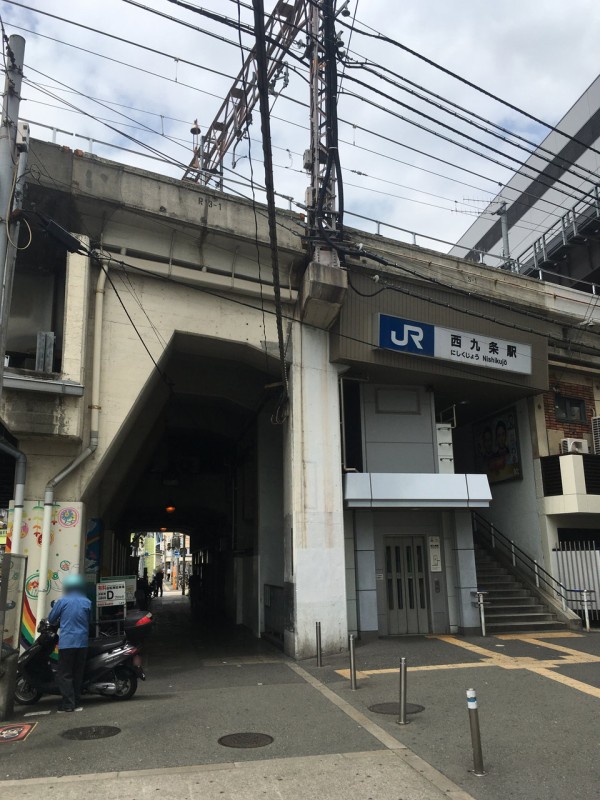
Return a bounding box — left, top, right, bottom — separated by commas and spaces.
0, 441, 26, 555
35, 261, 107, 625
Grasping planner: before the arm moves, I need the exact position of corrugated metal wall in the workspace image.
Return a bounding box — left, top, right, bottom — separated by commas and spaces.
331, 272, 548, 392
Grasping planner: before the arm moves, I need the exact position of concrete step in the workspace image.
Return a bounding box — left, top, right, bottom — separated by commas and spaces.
485, 620, 566, 633
475, 567, 510, 576
485, 612, 557, 624
485, 597, 538, 606
475, 542, 568, 634
478, 579, 525, 589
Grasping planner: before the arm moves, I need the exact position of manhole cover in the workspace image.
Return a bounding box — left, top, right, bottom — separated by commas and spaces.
60, 726, 121, 741
369, 702, 425, 715
218, 732, 274, 749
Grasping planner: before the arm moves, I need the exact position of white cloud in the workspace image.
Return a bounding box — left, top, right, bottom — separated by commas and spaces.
3, 0, 599, 252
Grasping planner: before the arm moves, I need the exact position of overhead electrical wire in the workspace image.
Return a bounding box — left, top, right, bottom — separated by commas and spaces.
114, 0, 600, 209
341, 12, 600, 164
8, 2, 600, 271
341, 85, 599, 208
7, 9, 592, 228
346, 59, 600, 186
12, 0, 596, 211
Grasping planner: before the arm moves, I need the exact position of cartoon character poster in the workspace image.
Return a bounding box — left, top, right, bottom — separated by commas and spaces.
473, 407, 522, 484
7, 500, 84, 646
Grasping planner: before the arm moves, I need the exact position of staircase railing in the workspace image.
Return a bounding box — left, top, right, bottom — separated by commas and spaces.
472, 512, 594, 616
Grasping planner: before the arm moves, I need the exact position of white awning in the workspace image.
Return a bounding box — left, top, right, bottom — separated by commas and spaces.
344, 472, 491, 509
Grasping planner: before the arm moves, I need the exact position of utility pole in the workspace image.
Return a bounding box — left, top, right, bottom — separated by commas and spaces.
0, 35, 25, 400
495, 201, 512, 271
304, 0, 341, 268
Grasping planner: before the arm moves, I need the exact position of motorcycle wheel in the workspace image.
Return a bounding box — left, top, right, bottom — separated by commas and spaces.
113, 667, 137, 700
14, 677, 42, 705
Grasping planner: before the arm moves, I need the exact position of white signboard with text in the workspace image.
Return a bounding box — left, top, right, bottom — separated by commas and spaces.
378, 314, 532, 375
96, 581, 126, 608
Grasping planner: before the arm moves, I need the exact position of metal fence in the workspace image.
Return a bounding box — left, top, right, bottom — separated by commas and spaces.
552, 542, 600, 620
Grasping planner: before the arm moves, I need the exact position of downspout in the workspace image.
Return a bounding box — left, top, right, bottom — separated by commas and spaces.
0, 441, 26, 555
35, 262, 107, 625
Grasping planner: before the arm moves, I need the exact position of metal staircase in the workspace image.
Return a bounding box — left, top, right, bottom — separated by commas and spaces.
472, 513, 582, 634
474, 545, 565, 633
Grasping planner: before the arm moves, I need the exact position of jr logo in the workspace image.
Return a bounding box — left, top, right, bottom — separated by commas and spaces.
391, 325, 424, 350
378, 314, 435, 357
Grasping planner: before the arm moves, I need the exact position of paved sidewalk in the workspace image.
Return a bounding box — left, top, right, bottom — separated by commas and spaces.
2, 750, 473, 800
1, 595, 599, 800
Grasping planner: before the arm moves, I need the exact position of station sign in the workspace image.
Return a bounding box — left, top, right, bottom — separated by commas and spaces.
96, 581, 126, 608
377, 314, 532, 375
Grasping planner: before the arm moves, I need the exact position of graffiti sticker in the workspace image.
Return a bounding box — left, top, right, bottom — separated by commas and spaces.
57, 507, 79, 528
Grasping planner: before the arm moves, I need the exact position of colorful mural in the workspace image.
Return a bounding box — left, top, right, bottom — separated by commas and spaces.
7, 500, 84, 646
85, 518, 102, 578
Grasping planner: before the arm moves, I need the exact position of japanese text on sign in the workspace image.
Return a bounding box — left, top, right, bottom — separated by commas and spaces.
378, 315, 532, 375
96, 581, 126, 608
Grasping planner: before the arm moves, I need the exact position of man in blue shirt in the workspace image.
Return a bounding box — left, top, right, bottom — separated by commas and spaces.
48, 574, 92, 712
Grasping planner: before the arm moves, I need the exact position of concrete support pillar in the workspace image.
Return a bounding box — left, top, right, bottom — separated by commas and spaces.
283, 326, 347, 658
453, 511, 480, 635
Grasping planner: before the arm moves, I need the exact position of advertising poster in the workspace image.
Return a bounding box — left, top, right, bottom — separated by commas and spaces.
473, 407, 522, 484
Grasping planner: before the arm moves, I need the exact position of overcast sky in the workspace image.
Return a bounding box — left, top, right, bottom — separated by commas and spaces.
2, 0, 599, 254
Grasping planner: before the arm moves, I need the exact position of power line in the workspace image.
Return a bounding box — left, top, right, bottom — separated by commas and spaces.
3, 0, 249, 56
343, 13, 600, 165
96, 249, 600, 384
341, 84, 598, 209
348, 60, 600, 187
9, 11, 589, 226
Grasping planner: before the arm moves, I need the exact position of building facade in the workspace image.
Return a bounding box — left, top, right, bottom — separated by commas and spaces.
452, 73, 600, 291
3, 141, 599, 656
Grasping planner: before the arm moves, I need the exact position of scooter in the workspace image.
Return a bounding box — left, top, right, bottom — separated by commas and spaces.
94, 610, 154, 647
14, 620, 145, 705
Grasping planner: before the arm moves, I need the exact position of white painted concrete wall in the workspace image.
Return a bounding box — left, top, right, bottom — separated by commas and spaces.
283, 326, 347, 659
361, 385, 436, 473
482, 399, 546, 565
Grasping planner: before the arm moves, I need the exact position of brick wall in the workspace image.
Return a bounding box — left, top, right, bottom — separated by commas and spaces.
543, 379, 595, 438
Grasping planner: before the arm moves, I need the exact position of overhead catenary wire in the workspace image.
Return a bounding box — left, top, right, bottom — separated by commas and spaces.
7, 0, 600, 216
7, 10, 593, 227
342, 12, 600, 164
8, 2, 600, 278
118, 1, 600, 207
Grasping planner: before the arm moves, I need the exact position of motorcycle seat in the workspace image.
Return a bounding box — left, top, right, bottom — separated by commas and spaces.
88, 636, 126, 655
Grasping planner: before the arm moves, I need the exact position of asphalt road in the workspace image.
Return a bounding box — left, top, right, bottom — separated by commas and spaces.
1, 593, 599, 800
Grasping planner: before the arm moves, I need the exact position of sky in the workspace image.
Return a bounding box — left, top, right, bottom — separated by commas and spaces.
2, 0, 600, 255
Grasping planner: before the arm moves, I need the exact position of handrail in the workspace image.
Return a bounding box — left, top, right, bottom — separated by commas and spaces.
472, 512, 595, 610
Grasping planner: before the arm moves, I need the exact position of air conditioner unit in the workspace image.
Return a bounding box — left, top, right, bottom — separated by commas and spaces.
560, 438, 589, 455
592, 417, 600, 454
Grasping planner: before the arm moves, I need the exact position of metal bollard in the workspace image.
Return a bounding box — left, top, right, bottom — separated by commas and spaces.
582, 590, 591, 633
316, 621, 322, 667
477, 591, 487, 637
397, 657, 409, 725
466, 689, 486, 776
349, 634, 357, 690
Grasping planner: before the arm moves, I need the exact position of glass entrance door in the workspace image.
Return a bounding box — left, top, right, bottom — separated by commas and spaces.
384, 536, 429, 634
